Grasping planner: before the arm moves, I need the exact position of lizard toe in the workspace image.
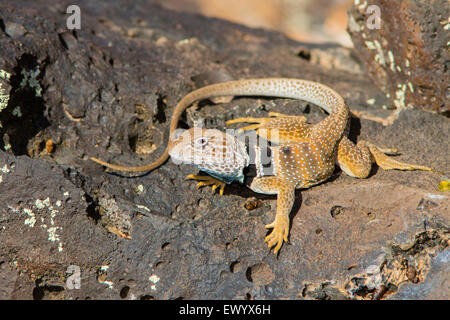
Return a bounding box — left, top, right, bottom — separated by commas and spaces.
186, 174, 226, 195
264, 216, 289, 255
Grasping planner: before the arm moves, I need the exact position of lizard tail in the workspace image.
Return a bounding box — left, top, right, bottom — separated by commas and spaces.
89, 149, 169, 173
90, 78, 348, 173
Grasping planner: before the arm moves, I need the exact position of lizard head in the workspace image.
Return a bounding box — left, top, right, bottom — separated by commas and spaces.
168, 128, 249, 183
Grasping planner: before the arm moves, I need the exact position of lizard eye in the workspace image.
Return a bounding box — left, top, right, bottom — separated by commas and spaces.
195, 137, 208, 147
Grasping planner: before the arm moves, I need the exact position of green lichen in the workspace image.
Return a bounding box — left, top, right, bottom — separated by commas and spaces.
11, 105, 22, 117
20, 67, 42, 97
0, 70, 11, 81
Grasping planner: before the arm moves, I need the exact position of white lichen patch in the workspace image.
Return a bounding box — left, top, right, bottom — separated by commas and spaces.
100, 265, 110, 272
135, 184, 145, 194
43, 197, 51, 206
47, 226, 61, 242
136, 204, 151, 213
393, 83, 407, 109
8, 205, 37, 228
0, 70, 11, 110
149, 274, 160, 291
370, 40, 386, 66
34, 197, 65, 252
357, 0, 367, 10
443, 18, 450, 30
7, 205, 20, 213
23, 208, 36, 228
103, 280, 114, 289
35, 199, 45, 209
0, 92, 9, 112
97, 265, 114, 289
0, 163, 12, 180
387, 51, 396, 72
364, 40, 376, 50
149, 274, 160, 283
0, 70, 11, 81
366, 98, 376, 105
0, 70, 11, 112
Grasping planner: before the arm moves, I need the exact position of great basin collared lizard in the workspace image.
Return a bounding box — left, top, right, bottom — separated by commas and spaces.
91, 78, 432, 255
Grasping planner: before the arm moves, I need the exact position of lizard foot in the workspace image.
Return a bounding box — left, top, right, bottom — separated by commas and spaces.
225, 117, 270, 133
264, 214, 289, 255
186, 174, 226, 195
368, 144, 432, 172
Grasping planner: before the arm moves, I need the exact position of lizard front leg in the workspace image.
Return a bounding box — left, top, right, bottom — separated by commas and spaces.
226, 114, 309, 144
248, 176, 296, 255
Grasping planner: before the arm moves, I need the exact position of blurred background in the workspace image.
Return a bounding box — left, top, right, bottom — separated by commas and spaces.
153, 0, 354, 47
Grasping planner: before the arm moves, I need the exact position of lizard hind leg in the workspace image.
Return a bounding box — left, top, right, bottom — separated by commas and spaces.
226, 114, 309, 144
366, 142, 433, 172
226, 113, 307, 133
268, 111, 307, 122
225, 117, 271, 133
186, 174, 226, 195
337, 137, 432, 179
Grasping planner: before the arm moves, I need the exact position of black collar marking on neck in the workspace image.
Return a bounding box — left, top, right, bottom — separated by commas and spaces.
243, 142, 275, 179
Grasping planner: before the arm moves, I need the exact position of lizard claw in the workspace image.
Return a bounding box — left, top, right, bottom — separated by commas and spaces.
264, 215, 289, 255
186, 174, 226, 195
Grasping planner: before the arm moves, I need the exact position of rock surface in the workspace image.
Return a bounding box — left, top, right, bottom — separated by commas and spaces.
0, 0, 448, 300
347, 0, 449, 114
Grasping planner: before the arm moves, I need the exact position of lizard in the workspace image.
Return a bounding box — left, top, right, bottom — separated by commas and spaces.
90, 78, 432, 255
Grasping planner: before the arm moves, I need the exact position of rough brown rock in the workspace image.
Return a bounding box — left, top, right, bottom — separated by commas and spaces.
0, 0, 448, 300
347, 0, 449, 114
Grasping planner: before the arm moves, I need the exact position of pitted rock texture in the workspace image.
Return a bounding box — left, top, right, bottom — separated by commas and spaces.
347, 0, 449, 114
0, 0, 448, 300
